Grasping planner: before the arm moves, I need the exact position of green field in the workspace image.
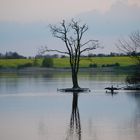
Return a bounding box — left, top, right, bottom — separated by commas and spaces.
0, 56, 136, 68
0, 59, 34, 68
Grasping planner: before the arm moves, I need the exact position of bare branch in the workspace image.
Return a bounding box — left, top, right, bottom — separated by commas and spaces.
39, 46, 69, 55
79, 24, 88, 39
117, 39, 131, 54
80, 40, 99, 54
116, 30, 140, 65
81, 40, 98, 47
80, 46, 97, 54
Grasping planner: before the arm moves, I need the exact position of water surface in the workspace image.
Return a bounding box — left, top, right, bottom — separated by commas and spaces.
0, 71, 140, 140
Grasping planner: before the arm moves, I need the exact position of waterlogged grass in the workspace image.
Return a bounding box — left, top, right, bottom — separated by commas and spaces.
0, 56, 136, 68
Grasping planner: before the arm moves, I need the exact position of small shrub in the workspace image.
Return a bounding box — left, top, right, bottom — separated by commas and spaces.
17, 63, 32, 69
0, 65, 3, 69
102, 64, 105, 67
33, 58, 39, 66
114, 63, 120, 67
101, 63, 120, 67
42, 58, 53, 67
89, 63, 97, 68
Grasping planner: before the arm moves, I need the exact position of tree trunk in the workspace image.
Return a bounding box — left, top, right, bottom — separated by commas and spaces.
72, 70, 80, 89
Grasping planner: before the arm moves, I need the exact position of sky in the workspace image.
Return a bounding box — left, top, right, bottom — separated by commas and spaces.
0, 0, 140, 56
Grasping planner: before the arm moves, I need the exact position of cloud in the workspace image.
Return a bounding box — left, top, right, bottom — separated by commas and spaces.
0, 0, 125, 23
76, 1, 140, 53
128, 0, 140, 6
0, 0, 140, 55
78, 1, 140, 36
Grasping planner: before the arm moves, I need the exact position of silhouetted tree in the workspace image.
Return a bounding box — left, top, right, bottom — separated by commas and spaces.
117, 30, 140, 65
41, 19, 99, 89
117, 31, 140, 88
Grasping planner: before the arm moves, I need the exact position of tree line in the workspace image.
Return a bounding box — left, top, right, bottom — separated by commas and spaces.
0, 52, 26, 59
0, 51, 138, 60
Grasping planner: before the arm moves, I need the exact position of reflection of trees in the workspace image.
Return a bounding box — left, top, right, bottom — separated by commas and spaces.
38, 119, 48, 140
126, 92, 140, 139
0, 73, 19, 94
126, 73, 140, 85
125, 65, 140, 89
66, 92, 81, 140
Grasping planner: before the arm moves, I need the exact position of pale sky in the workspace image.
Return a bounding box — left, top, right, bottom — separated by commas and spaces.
0, 0, 139, 23
0, 0, 140, 56
0, 0, 119, 22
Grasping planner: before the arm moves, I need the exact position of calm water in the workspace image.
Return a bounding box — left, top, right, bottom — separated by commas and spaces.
0, 71, 140, 140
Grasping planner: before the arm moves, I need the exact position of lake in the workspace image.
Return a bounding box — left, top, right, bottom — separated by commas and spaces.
0, 71, 140, 140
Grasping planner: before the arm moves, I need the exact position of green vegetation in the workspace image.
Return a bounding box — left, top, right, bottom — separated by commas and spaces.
17, 63, 33, 69
0, 56, 136, 69
42, 58, 53, 67
80, 57, 135, 67
0, 59, 34, 68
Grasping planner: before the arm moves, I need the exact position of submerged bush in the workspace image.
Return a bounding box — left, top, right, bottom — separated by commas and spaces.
17, 63, 32, 69
89, 63, 98, 68
0, 65, 3, 69
102, 63, 120, 67
33, 58, 39, 66
42, 58, 53, 67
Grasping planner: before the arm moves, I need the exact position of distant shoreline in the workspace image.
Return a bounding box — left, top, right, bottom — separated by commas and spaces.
0, 66, 136, 74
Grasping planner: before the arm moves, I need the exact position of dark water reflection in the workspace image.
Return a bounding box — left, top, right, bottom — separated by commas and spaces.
66, 92, 81, 140
0, 72, 140, 140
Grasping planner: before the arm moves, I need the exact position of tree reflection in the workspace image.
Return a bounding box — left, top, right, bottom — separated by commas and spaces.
126, 71, 140, 86
125, 65, 140, 90
126, 92, 140, 139
66, 92, 81, 140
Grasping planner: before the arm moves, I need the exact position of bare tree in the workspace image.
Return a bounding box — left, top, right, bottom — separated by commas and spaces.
117, 30, 140, 65
41, 19, 99, 89
117, 31, 140, 88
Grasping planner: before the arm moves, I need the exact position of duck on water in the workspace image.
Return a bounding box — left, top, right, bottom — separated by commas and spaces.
105, 85, 120, 94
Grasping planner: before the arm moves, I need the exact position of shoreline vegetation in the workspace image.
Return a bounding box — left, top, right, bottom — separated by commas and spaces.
0, 56, 137, 73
